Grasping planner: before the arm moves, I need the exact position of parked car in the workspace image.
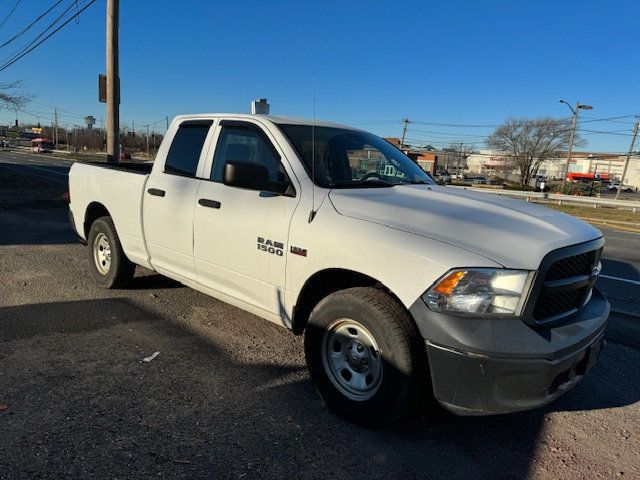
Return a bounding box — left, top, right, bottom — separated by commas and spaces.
120, 151, 132, 160
438, 172, 452, 183
472, 176, 487, 184
607, 182, 633, 192
68, 113, 609, 425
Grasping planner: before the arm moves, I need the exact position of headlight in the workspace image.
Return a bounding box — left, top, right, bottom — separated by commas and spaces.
422, 269, 531, 316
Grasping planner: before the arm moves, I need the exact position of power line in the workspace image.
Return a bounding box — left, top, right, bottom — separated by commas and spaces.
141, 117, 168, 128
411, 120, 500, 128
409, 128, 489, 138
576, 128, 636, 137
580, 114, 637, 124
32, 101, 86, 119
0, 0, 95, 72
0, 0, 22, 30
0, 0, 65, 49
0, 0, 84, 67
404, 137, 484, 146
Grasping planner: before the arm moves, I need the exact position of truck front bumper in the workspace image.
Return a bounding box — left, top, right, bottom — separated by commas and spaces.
409, 289, 610, 415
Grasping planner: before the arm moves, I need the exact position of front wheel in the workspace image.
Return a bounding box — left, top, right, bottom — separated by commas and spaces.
304, 287, 426, 426
87, 216, 135, 288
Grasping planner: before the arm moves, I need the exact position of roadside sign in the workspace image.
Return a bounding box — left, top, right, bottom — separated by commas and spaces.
99, 74, 120, 104
99, 74, 106, 102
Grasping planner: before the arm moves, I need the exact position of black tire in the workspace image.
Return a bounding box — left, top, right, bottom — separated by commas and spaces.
87, 216, 135, 288
304, 287, 426, 426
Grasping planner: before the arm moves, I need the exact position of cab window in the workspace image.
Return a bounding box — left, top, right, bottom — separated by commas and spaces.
211, 125, 286, 182
164, 122, 211, 177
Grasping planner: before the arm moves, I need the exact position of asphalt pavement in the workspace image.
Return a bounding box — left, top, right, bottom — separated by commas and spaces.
0, 149, 73, 183
1, 151, 639, 479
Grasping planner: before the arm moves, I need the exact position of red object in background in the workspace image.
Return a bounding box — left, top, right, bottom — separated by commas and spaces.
566, 172, 610, 182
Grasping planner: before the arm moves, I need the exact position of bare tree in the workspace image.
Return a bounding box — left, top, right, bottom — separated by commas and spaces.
486, 117, 583, 186
0, 80, 32, 110
442, 142, 475, 175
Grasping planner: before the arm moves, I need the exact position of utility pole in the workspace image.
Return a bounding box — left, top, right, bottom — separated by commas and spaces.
560, 105, 578, 194
400, 118, 411, 147
106, 0, 120, 163
100, 117, 105, 152
54, 108, 59, 148
559, 100, 593, 193
616, 118, 639, 200
65, 128, 69, 150
146, 124, 150, 156
166, 116, 169, 131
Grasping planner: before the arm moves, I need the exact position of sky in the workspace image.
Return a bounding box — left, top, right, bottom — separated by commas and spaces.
0, 0, 638, 152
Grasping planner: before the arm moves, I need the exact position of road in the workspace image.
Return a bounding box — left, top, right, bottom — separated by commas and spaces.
1, 151, 639, 479
0, 149, 73, 184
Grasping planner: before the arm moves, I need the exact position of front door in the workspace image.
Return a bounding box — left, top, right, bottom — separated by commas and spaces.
193, 121, 299, 318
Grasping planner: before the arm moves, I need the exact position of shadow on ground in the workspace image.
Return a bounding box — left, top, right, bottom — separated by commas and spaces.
599, 259, 640, 313
601, 258, 640, 281
1, 298, 637, 479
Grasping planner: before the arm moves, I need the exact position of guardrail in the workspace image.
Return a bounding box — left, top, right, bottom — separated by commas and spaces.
449, 185, 640, 212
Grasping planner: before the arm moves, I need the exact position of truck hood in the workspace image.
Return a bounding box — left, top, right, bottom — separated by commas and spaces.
328, 185, 602, 269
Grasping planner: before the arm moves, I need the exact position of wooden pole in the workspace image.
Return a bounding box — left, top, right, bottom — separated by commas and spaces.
106, 0, 119, 163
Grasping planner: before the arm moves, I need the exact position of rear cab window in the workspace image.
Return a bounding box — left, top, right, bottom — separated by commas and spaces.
164, 120, 213, 177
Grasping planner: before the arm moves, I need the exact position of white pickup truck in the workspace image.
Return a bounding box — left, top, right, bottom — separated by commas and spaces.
68, 114, 609, 425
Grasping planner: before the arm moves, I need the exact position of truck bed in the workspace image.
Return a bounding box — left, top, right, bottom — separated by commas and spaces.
68, 161, 152, 269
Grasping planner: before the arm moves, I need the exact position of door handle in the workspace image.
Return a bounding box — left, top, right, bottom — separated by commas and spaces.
198, 198, 221, 209
147, 188, 165, 197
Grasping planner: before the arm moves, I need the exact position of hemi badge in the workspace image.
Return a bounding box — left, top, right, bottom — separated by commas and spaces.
290, 246, 307, 257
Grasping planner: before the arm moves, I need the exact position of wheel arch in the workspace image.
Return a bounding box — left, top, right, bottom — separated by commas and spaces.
84, 202, 112, 238
291, 268, 409, 335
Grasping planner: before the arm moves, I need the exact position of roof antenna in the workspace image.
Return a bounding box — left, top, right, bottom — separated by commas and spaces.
308, 75, 317, 223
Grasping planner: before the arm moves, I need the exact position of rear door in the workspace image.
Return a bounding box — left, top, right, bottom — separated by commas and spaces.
193, 120, 300, 318
143, 119, 215, 280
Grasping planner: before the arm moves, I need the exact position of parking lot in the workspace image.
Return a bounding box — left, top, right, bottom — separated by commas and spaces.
1, 152, 639, 479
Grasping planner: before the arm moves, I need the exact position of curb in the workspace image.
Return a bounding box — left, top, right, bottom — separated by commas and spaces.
581, 219, 640, 234
577, 217, 640, 228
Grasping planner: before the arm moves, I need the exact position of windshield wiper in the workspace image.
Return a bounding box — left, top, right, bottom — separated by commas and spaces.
329, 179, 395, 188
399, 179, 431, 185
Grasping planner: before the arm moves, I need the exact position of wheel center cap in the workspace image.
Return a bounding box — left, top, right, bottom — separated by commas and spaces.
347, 351, 359, 366
345, 343, 370, 372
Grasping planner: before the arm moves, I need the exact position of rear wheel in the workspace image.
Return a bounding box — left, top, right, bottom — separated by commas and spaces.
304, 287, 426, 426
87, 216, 135, 288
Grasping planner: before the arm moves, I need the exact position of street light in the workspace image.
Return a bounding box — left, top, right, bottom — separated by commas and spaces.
559, 99, 593, 194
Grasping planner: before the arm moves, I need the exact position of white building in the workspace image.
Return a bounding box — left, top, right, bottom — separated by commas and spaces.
465, 150, 637, 187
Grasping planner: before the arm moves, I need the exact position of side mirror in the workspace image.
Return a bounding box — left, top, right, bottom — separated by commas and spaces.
223, 161, 293, 196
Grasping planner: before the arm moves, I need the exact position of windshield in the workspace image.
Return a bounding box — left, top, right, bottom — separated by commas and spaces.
278, 124, 435, 188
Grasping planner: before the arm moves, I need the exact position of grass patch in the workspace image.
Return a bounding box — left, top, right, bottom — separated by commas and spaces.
537, 202, 640, 224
